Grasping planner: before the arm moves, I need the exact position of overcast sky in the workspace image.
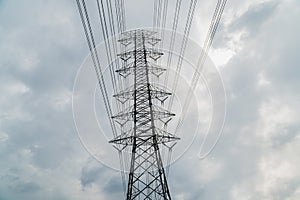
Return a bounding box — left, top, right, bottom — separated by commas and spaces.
1, 0, 300, 200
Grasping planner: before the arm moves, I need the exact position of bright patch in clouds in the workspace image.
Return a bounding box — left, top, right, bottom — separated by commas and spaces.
210, 47, 235, 67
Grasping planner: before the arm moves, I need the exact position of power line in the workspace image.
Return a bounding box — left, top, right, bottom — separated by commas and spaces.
158, 0, 198, 175
120, 0, 126, 31
163, 0, 182, 89
175, 0, 228, 136
96, 0, 118, 95
159, 0, 169, 55
76, 0, 228, 198
76, 0, 117, 137
76, 0, 128, 194
163, 0, 227, 176
153, 0, 158, 28
167, 0, 198, 111
156, 0, 163, 28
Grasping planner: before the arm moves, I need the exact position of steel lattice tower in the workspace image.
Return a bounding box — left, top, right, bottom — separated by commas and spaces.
110, 29, 179, 200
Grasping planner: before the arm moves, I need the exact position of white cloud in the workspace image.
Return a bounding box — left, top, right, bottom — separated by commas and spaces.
258, 98, 298, 144
210, 47, 235, 67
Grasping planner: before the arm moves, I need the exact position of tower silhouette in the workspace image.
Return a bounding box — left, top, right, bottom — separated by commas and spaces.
110, 29, 179, 199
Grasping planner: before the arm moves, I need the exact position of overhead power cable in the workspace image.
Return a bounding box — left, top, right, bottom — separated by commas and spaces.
153, 0, 158, 28
159, 0, 169, 56
114, 0, 122, 33
76, 0, 117, 137
163, 0, 196, 177
175, 0, 228, 136
163, 0, 182, 89
96, 0, 118, 95
157, 0, 163, 28
76, 0, 127, 194
96, 0, 127, 193
167, 0, 198, 111
104, 0, 124, 92
120, 0, 126, 31
164, 0, 227, 175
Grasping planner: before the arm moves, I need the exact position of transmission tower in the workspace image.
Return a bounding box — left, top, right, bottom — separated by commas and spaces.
110, 29, 179, 200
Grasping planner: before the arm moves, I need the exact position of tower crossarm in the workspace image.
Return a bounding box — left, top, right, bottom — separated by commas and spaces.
109, 127, 180, 146
118, 29, 161, 46
117, 49, 163, 62
111, 109, 175, 122
113, 87, 171, 104
116, 63, 166, 78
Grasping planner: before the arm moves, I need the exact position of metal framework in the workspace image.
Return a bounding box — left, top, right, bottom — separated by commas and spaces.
110, 29, 179, 200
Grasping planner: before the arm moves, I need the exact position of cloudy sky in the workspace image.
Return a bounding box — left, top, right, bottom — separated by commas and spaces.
1, 0, 300, 200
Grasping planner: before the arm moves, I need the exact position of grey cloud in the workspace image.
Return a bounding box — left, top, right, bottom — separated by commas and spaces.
0, 0, 90, 199
214, 1, 280, 48
160, 0, 300, 199
80, 159, 105, 188
230, 1, 279, 34
103, 175, 123, 198
1, 0, 300, 199
79, 158, 124, 200
13, 181, 41, 193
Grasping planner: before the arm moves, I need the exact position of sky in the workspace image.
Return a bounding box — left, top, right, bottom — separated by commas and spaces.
1, 0, 300, 200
